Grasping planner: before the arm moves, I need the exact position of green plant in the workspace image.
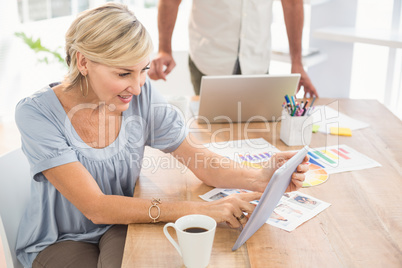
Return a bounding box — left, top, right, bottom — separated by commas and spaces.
144, 0, 157, 8
14, 32, 66, 67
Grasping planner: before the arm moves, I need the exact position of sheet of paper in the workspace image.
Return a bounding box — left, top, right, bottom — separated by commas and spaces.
307, 144, 381, 174
266, 191, 330, 232
205, 139, 379, 177
311, 105, 369, 134
200, 188, 330, 232
203, 138, 280, 164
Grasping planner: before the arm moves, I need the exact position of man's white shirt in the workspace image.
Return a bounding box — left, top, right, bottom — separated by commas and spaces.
189, 0, 274, 75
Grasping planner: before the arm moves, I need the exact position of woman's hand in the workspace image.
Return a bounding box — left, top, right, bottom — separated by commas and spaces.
199, 192, 262, 228
287, 157, 309, 192
254, 151, 309, 193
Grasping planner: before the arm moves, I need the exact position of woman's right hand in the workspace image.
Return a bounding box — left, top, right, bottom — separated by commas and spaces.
199, 192, 262, 228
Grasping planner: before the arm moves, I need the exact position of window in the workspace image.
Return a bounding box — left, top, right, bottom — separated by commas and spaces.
16, 0, 159, 23
350, 0, 402, 118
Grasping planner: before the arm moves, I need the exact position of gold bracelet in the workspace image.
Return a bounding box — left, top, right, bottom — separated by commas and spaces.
148, 198, 162, 223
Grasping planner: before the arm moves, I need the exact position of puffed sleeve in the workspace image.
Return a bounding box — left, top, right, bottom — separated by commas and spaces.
143, 80, 188, 153
15, 98, 78, 182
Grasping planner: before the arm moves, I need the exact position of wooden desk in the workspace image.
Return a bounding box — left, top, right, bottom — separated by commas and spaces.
122, 99, 402, 267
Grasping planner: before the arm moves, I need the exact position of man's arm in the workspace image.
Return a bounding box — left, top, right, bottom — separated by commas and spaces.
281, 0, 319, 97
148, 0, 182, 81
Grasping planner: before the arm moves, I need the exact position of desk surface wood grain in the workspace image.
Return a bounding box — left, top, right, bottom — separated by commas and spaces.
117, 99, 402, 267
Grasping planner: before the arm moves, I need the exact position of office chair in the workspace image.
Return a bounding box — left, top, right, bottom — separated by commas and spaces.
0, 149, 31, 268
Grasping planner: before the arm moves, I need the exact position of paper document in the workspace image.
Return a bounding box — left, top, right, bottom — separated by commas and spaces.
204, 140, 380, 184
311, 105, 369, 134
203, 138, 280, 164
200, 188, 330, 232
307, 144, 381, 174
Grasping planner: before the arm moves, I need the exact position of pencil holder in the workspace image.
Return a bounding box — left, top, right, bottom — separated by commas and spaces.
280, 110, 313, 146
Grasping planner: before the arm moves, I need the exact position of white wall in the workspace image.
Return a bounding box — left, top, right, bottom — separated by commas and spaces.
0, 2, 194, 122
151, 51, 194, 97
309, 0, 358, 98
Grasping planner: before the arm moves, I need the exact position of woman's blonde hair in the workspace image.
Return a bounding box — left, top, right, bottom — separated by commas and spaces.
64, 3, 153, 90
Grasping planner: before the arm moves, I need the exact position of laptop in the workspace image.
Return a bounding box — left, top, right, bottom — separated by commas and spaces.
190, 74, 300, 123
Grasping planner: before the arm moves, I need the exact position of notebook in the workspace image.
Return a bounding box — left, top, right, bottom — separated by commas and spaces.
190, 74, 301, 123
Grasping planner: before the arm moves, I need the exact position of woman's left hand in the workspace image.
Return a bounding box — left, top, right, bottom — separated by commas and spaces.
253, 151, 309, 192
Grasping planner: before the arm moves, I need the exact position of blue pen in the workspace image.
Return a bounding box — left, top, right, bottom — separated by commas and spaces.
284, 95, 291, 105
291, 96, 296, 108
288, 96, 294, 114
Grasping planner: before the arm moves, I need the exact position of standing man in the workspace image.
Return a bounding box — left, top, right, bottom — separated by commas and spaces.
148, 0, 318, 97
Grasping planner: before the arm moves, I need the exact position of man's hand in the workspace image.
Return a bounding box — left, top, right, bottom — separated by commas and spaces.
148, 51, 176, 81
292, 64, 319, 98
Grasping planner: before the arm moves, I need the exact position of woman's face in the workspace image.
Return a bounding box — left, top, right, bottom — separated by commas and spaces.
85, 57, 150, 112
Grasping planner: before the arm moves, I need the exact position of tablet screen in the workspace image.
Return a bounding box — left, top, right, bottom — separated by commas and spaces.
232, 146, 309, 251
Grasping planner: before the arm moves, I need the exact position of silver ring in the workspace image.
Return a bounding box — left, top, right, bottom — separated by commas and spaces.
236, 214, 246, 222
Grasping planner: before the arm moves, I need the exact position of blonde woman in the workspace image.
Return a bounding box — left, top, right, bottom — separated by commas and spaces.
15, 3, 308, 267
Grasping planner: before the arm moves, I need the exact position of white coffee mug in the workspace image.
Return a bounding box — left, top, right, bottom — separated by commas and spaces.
163, 214, 216, 268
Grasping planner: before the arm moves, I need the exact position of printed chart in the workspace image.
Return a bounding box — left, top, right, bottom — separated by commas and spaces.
204, 138, 279, 163
307, 144, 381, 174
204, 141, 380, 178
303, 163, 329, 187
238, 151, 273, 163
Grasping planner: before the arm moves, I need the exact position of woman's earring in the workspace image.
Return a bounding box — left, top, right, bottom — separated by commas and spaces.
80, 74, 89, 97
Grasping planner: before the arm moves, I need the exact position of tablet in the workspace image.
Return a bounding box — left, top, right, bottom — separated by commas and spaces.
232, 146, 309, 251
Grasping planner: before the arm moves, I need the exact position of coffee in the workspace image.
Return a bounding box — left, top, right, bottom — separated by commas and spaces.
164, 215, 217, 267
183, 227, 208, 233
